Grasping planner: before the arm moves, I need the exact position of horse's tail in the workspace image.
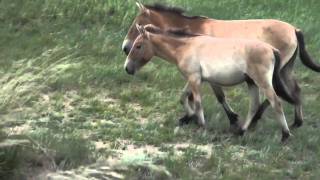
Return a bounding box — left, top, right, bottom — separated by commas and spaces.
272, 50, 296, 104
296, 29, 320, 72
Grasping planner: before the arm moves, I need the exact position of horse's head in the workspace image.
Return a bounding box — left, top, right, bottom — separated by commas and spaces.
122, 3, 206, 55
122, 2, 154, 55
124, 24, 155, 75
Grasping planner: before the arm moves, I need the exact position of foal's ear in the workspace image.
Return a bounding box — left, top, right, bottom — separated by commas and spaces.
135, 1, 146, 12
144, 24, 161, 34
136, 24, 145, 35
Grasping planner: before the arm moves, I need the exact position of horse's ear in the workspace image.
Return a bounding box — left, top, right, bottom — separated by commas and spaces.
135, 2, 146, 12
136, 24, 145, 35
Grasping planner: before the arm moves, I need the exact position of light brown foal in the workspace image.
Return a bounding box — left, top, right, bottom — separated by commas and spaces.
124, 24, 293, 142
122, 3, 319, 130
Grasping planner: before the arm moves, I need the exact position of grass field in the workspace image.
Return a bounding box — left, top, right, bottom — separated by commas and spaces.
1, 0, 320, 179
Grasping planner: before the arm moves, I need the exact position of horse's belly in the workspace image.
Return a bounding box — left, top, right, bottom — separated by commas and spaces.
201, 61, 246, 86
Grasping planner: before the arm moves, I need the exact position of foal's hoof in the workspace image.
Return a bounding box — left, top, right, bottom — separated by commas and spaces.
236, 128, 246, 136
290, 121, 303, 129
281, 131, 292, 143
229, 121, 244, 136
178, 114, 191, 126
178, 114, 197, 126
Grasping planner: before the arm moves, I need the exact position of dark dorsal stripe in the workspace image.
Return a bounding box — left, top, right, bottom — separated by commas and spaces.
144, 3, 207, 20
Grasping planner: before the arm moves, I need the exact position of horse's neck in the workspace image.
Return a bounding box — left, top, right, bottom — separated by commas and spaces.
185, 18, 217, 35
149, 34, 184, 64
155, 12, 215, 34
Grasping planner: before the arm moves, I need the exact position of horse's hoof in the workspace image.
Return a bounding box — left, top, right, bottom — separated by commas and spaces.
237, 128, 246, 136
178, 114, 198, 126
229, 121, 244, 135
290, 121, 303, 129
233, 128, 245, 137
281, 131, 292, 143
178, 114, 191, 126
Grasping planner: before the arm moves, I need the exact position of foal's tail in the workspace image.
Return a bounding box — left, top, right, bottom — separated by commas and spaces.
272, 50, 296, 104
296, 29, 320, 72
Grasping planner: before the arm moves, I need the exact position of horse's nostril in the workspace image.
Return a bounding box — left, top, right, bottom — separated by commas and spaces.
123, 46, 129, 55
125, 66, 134, 75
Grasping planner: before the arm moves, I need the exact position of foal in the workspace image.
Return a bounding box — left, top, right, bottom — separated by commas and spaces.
124, 24, 292, 142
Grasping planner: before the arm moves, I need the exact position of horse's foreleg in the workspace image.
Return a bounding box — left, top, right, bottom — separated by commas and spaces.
180, 83, 195, 116
189, 76, 205, 127
210, 85, 241, 132
179, 83, 197, 125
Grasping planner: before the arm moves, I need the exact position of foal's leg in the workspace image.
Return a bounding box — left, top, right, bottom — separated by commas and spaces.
261, 87, 291, 142
241, 82, 260, 133
179, 83, 197, 125
189, 76, 205, 127
248, 49, 301, 129
248, 75, 303, 129
210, 85, 241, 132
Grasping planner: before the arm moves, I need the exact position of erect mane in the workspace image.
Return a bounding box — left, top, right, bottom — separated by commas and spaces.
144, 25, 200, 38
166, 28, 200, 37
144, 3, 207, 20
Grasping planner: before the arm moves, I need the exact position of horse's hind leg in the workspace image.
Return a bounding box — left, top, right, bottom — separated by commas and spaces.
285, 77, 303, 128
249, 48, 303, 129
210, 85, 241, 133
248, 99, 270, 129
280, 48, 303, 128
249, 59, 291, 142
262, 87, 291, 142
293, 80, 303, 128
241, 81, 260, 134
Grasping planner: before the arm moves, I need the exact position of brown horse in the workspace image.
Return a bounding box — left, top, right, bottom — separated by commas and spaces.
122, 3, 319, 131
124, 24, 293, 142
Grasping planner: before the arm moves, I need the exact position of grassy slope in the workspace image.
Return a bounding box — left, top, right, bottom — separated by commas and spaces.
1, 0, 320, 179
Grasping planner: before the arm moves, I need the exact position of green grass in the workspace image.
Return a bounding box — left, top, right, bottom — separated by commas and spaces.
1, 0, 320, 179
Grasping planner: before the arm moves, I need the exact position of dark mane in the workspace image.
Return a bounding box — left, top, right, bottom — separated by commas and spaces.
166, 29, 200, 37
144, 3, 207, 19
145, 27, 200, 38
144, 25, 201, 38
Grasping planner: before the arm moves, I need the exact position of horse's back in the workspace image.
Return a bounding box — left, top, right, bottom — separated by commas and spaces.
202, 18, 296, 64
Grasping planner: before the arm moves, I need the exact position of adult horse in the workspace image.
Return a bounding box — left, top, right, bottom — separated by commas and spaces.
122, 3, 319, 132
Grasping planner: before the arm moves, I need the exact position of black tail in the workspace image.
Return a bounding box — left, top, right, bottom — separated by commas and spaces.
272, 50, 296, 104
296, 29, 320, 72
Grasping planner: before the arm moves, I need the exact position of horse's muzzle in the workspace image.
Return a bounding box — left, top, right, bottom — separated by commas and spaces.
125, 66, 135, 75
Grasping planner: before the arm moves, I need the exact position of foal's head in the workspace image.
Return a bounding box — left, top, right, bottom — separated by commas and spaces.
124, 24, 157, 75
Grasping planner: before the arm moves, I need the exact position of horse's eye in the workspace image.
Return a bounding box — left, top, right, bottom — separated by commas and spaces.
136, 45, 142, 49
